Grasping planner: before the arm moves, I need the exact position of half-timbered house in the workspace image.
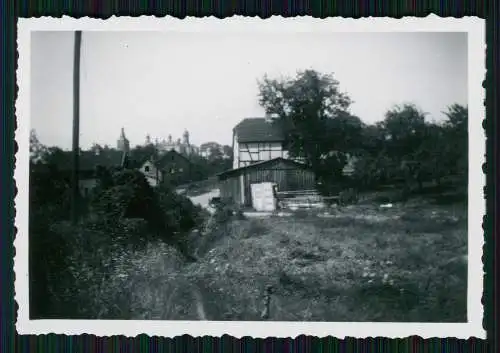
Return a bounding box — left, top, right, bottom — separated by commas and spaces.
232, 117, 290, 169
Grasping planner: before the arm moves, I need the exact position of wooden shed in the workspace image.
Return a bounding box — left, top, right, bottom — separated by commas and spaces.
217, 157, 316, 207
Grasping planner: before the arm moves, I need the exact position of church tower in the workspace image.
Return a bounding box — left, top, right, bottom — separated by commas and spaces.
182, 129, 191, 155
117, 127, 130, 152
183, 129, 190, 146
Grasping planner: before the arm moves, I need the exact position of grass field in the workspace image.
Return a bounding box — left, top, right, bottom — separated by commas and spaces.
66, 195, 467, 322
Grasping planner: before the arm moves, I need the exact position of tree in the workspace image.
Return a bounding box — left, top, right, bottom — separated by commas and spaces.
442, 104, 468, 178
326, 111, 366, 155
359, 123, 387, 157
91, 169, 166, 232
412, 123, 446, 186
378, 104, 430, 190
258, 70, 356, 188
208, 145, 223, 162
129, 143, 159, 169
444, 104, 467, 133
30, 129, 48, 163
381, 104, 427, 161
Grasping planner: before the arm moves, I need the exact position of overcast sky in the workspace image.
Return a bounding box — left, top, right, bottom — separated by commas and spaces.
31, 31, 467, 150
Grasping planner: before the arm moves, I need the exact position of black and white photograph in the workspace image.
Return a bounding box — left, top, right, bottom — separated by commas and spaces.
15, 16, 485, 338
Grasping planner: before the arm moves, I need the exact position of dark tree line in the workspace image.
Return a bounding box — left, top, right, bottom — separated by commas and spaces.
258, 69, 468, 196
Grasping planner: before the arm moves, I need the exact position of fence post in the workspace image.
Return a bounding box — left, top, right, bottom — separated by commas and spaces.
260, 285, 273, 320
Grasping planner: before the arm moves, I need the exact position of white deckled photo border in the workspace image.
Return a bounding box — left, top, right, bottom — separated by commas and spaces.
15, 15, 486, 339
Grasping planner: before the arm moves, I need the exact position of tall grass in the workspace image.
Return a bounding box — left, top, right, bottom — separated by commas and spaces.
183, 201, 468, 322
32, 196, 467, 322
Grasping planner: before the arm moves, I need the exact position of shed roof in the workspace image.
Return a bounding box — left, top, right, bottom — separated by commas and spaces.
217, 157, 310, 179
234, 118, 285, 143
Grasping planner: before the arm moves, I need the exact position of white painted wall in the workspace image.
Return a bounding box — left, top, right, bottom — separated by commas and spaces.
233, 133, 240, 169
237, 141, 286, 168
140, 160, 162, 187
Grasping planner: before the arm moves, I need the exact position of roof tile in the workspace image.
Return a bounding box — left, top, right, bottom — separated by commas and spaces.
234, 118, 285, 143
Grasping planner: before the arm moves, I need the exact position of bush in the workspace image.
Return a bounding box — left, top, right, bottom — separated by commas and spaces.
157, 185, 205, 234
90, 169, 205, 240
30, 166, 207, 317
212, 198, 243, 224
91, 169, 164, 231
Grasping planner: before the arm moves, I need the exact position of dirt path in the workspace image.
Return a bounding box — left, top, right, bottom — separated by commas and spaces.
188, 189, 220, 210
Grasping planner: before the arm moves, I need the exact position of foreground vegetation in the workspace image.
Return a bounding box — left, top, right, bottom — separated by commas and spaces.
29, 68, 468, 321
31, 177, 467, 321
190, 197, 466, 321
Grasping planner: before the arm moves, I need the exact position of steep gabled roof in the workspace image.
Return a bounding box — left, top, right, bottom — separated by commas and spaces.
233, 118, 285, 143
154, 149, 192, 170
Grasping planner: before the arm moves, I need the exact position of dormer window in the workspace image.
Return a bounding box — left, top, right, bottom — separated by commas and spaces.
144, 166, 150, 172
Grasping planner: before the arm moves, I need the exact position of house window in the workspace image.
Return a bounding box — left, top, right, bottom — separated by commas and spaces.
145, 166, 150, 172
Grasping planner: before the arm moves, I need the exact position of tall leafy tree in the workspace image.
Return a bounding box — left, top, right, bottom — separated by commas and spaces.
378, 104, 430, 189
222, 145, 233, 160
258, 70, 358, 184
381, 104, 427, 162
442, 104, 468, 177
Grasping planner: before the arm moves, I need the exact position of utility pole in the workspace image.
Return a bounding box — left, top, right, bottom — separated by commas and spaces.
71, 31, 82, 225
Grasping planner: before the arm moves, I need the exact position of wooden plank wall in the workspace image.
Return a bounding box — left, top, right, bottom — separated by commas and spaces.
219, 159, 316, 207
219, 177, 241, 205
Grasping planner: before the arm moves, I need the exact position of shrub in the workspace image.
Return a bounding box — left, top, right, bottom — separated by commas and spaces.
91, 169, 164, 231
30, 167, 206, 317
213, 198, 239, 224
157, 185, 205, 234
90, 169, 204, 240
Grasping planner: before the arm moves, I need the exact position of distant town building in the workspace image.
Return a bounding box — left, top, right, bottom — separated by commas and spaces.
139, 150, 194, 187
148, 129, 198, 157
116, 127, 130, 153
199, 141, 231, 160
